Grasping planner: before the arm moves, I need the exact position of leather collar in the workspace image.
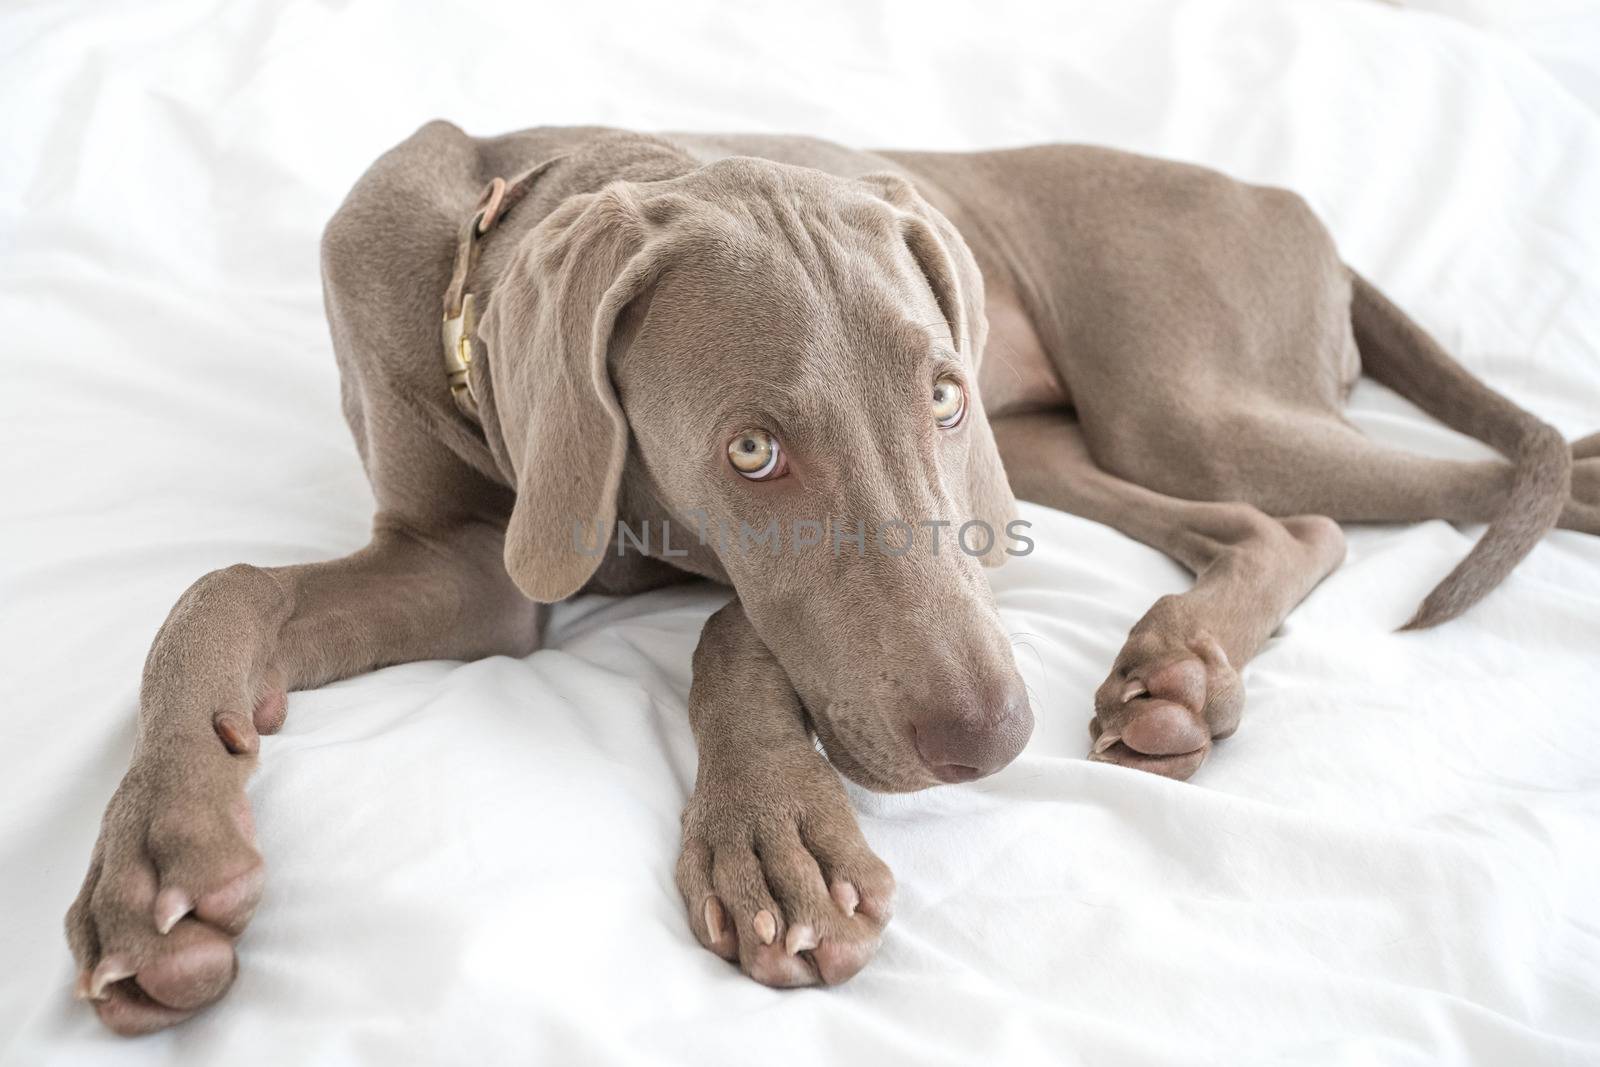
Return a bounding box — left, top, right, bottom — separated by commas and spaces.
440, 156, 564, 420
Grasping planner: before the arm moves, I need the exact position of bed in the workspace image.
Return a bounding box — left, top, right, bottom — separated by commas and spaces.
2, 0, 1598, 1063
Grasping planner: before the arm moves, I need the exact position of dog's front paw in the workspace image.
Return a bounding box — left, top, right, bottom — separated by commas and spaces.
65, 750, 263, 1035
675, 753, 894, 987
1088, 625, 1243, 781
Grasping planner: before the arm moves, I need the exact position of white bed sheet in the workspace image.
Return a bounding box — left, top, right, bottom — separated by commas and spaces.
2, 1, 1598, 1064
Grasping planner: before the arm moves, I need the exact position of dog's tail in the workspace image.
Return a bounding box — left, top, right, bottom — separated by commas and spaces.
1350, 270, 1570, 630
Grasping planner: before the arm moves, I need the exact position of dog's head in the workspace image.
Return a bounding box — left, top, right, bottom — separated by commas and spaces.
481, 151, 1031, 791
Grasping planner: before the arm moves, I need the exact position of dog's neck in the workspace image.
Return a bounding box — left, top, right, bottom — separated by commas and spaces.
446, 135, 701, 487
441, 158, 567, 422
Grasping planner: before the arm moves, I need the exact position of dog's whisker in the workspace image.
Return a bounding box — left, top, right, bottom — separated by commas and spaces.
1007, 633, 1053, 708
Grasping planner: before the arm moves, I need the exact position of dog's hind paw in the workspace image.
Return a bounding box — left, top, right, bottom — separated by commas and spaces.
674, 752, 894, 987
1088, 632, 1243, 781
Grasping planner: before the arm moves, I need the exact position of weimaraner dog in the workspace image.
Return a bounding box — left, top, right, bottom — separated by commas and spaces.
68, 123, 1599, 1032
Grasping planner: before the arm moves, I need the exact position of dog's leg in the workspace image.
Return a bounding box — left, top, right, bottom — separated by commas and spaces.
1187, 414, 1600, 537
1109, 410, 1597, 532
1099, 410, 1599, 626
995, 412, 1347, 780
66, 520, 540, 1035
674, 600, 894, 987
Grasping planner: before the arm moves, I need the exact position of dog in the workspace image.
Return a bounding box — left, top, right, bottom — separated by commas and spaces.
66, 123, 1599, 1032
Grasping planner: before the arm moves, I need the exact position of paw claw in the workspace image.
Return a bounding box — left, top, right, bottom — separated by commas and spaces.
753, 909, 778, 946
213, 711, 257, 755
89, 957, 135, 1000
1120, 680, 1147, 704
154, 887, 192, 935
703, 896, 728, 945
785, 923, 818, 955
829, 880, 859, 917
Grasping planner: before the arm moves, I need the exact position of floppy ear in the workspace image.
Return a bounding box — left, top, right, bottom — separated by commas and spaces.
479, 186, 664, 602
861, 172, 1018, 566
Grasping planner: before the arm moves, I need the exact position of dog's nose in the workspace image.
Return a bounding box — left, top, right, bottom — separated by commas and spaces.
912, 687, 1033, 783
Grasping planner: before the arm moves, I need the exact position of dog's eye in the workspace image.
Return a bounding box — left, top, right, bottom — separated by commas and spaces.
728, 429, 785, 480
932, 375, 966, 429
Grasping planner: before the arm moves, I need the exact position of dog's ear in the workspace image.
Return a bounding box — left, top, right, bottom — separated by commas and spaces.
861, 172, 1018, 566
480, 185, 666, 602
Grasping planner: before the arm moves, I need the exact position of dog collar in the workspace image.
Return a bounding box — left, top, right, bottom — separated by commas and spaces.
440, 156, 564, 419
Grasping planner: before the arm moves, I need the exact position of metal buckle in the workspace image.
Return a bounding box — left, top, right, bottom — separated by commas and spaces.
441, 292, 479, 416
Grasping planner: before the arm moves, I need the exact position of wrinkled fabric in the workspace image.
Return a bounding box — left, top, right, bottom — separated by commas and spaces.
2, 1, 1598, 1064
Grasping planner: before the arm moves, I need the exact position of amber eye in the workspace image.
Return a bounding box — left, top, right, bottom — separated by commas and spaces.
728, 429, 784, 480
932, 374, 966, 428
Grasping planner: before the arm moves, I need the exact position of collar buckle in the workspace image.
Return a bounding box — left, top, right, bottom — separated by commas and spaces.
441, 291, 479, 418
